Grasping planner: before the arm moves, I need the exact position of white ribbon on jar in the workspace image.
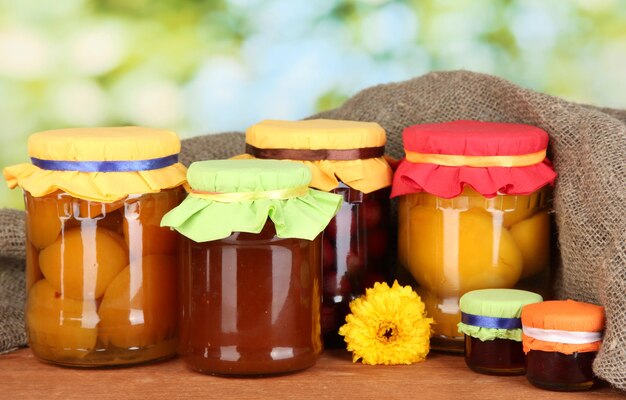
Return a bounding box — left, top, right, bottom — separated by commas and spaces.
522, 325, 603, 344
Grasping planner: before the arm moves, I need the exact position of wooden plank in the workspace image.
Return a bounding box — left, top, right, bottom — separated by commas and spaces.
0, 348, 623, 399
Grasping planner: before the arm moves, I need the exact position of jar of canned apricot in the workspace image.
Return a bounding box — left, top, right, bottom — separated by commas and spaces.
392, 120, 557, 352
238, 119, 393, 348
3, 127, 187, 367
162, 159, 342, 376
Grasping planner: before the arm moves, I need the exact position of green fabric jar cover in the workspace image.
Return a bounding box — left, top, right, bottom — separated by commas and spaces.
161, 159, 343, 242
458, 289, 543, 342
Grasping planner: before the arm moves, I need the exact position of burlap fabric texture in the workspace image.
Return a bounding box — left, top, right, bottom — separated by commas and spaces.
0, 71, 624, 391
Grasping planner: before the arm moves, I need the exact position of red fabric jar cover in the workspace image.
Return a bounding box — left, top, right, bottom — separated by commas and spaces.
391, 120, 557, 198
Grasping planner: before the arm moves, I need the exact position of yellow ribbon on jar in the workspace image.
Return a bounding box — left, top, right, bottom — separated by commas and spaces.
187, 185, 309, 202
405, 150, 546, 168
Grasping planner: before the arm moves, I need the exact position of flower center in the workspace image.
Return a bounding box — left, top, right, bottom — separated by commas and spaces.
377, 322, 398, 343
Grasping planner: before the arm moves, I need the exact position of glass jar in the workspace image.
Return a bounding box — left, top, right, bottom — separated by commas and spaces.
25, 189, 184, 366
392, 120, 557, 352
465, 338, 526, 375
179, 221, 321, 375
240, 119, 393, 348
522, 300, 605, 391
162, 159, 342, 376
458, 289, 542, 375
5, 126, 187, 367
526, 351, 598, 391
322, 184, 391, 347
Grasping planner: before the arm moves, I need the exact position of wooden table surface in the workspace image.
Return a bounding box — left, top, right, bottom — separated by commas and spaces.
1, 348, 623, 399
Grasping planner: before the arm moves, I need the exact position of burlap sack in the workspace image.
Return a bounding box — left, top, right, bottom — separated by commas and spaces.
0, 210, 26, 355
0, 71, 623, 391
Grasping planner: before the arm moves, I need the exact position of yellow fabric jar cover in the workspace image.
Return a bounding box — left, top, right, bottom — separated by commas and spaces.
237, 119, 392, 194
3, 126, 187, 202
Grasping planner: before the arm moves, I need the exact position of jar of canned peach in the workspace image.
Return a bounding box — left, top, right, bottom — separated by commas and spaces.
392, 120, 557, 352
4, 127, 187, 367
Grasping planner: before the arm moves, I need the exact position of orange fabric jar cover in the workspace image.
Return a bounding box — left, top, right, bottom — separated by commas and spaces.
391, 120, 557, 198
521, 300, 605, 354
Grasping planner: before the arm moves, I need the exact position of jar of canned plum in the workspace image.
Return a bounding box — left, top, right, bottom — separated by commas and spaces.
238, 119, 393, 347
392, 120, 557, 352
458, 289, 542, 375
4, 127, 187, 367
162, 159, 342, 376
522, 300, 605, 391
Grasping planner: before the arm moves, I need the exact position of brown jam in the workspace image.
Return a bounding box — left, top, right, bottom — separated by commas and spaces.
464, 336, 525, 375
526, 350, 599, 391
25, 188, 184, 367
180, 221, 322, 376
322, 184, 391, 348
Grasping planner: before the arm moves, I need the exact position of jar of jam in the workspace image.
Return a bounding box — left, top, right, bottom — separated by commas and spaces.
458, 289, 542, 375
238, 119, 393, 348
3, 127, 187, 367
522, 300, 605, 391
392, 120, 557, 352
161, 159, 342, 376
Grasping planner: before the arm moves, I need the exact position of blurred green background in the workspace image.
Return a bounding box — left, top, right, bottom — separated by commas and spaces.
2, 0, 626, 209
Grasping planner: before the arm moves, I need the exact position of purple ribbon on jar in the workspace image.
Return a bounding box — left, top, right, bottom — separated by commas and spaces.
31, 154, 179, 172
461, 312, 522, 330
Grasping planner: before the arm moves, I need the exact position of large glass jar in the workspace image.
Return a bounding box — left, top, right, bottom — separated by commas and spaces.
392, 121, 557, 352
24, 189, 183, 366
179, 221, 322, 375
240, 119, 393, 347
4, 127, 187, 367
522, 300, 605, 391
322, 184, 391, 346
162, 159, 342, 376
458, 289, 542, 375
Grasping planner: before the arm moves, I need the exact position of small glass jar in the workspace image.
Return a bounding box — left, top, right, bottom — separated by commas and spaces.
4, 127, 187, 367
522, 300, 605, 391
162, 159, 342, 376
240, 119, 393, 348
458, 289, 542, 375
465, 338, 526, 375
392, 121, 557, 352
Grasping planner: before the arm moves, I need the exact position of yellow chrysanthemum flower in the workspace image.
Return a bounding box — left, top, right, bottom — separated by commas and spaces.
338, 281, 434, 365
